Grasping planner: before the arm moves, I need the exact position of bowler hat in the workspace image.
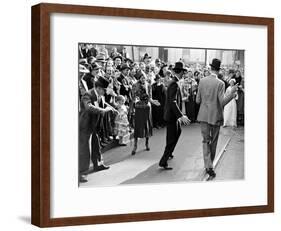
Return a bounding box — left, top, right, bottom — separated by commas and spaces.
210, 58, 221, 71
173, 61, 185, 71
95, 76, 109, 89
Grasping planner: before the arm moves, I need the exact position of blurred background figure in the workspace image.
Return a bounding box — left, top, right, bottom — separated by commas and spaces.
223, 79, 238, 127
152, 74, 166, 129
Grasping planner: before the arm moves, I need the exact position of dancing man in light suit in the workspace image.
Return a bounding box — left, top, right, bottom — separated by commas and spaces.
196, 58, 238, 178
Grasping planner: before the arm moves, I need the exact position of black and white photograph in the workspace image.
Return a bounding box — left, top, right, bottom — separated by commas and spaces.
1, 0, 277, 229
78, 43, 245, 186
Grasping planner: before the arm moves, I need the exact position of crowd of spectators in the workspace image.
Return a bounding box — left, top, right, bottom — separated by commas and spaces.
79, 43, 244, 149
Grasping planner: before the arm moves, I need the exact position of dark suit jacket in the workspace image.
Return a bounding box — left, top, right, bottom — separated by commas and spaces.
118, 74, 131, 100
196, 74, 234, 125
164, 77, 183, 123
81, 47, 97, 59
79, 89, 105, 133
83, 73, 95, 90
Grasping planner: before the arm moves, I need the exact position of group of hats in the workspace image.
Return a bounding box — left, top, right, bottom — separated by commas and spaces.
112, 54, 133, 65
95, 54, 107, 63
172, 58, 222, 72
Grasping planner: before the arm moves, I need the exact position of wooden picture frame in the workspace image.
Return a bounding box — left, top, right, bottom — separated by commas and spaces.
31, 3, 274, 227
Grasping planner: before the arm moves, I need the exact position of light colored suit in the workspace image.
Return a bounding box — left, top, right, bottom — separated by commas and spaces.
196, 74, 233, 126
196, 73, 234, 169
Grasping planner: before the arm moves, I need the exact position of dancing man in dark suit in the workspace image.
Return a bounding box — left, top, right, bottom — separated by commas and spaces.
196, 58, 238, 178
79, 73, 117, 183
159, 62, 190, 170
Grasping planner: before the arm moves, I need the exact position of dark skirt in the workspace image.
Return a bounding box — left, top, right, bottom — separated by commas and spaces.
152, 104, 165, 127
237, 90, 244, 115
236, 90, 244, 126
134, 103, 153, 138
185, 100, 196, 122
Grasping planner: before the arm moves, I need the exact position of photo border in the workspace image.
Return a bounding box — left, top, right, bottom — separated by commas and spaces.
31, 3, 274, 227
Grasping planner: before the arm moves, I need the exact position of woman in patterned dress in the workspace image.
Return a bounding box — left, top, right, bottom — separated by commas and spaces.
131, 70, 160, 155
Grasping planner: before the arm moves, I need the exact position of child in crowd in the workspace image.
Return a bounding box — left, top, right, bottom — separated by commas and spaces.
114, 95, 130, 145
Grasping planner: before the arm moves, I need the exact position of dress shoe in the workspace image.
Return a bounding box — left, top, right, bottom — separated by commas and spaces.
106, 137, 113, 142
96, 164, 110, 171
206, 168, 216, 178
159, 163, 173, 170
132, 140, 137, 155
84, 167, 94, 175
101, 139, 110, 144
145, 138, 150, 151
79, 175, 88, 183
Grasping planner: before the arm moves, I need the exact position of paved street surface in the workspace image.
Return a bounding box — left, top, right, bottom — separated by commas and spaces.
213, 127, 244, 181
81, 124, 244, 187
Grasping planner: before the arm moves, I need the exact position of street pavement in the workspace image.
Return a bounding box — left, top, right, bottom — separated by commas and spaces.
213, 127, 244, 181
81, 124, 244, 187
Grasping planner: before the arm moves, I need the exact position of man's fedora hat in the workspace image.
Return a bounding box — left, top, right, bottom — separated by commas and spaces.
143, 53, 152, 60
90, 63, 102, 71
79, 64, 90, 73
173, 61, 185, 71
125, 58, 133, 64
113, 55, 123, 61
120, 63, 131, 71
95, 54, 107, 63
95, 76, 109, 89
210, 58, 221, 71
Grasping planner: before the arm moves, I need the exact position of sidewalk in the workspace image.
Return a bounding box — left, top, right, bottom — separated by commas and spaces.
81, 124, 243, 187
213, 127, 244, 181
